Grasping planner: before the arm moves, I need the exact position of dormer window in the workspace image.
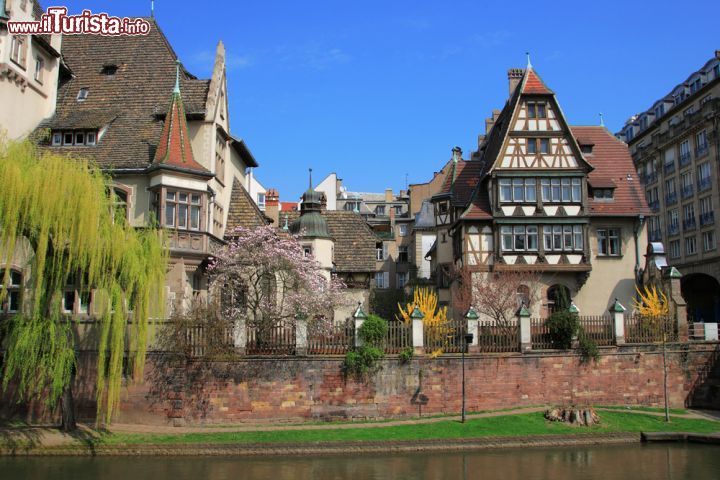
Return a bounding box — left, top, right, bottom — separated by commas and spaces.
52, 130, 99, 146
77, 88, 89, 101
101, 64, 118, 76
581, 144, 594, 154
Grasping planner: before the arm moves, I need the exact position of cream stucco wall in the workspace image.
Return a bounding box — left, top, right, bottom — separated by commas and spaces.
574, 218, 647, 316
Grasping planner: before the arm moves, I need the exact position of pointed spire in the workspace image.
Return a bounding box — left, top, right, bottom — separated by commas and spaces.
151, 0, 155, 18
599, 112, 605, 127
526, 51, 532, 69
282, 214, 289, 231
152, 63, 210, 175
173, 59, 181, 95
308, 168, 313, 190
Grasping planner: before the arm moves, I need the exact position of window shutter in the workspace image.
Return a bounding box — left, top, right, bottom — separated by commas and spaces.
383, 244, 389, 259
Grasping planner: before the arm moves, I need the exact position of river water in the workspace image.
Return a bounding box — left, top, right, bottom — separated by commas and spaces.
1, 444, 718, 479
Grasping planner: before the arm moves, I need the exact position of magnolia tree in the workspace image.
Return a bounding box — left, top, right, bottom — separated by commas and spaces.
466, 268, 542, 327
209, 225, 346, 336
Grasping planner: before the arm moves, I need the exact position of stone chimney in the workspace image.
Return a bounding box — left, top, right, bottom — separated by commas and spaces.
507, 68, 524, 96
385, 188, 394, 203
265, 188, 280, 226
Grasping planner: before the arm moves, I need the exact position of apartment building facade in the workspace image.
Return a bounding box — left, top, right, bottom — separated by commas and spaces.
617, 50, 720, 322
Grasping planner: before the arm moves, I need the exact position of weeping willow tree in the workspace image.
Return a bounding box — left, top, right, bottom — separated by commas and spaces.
0, 138, 166, 429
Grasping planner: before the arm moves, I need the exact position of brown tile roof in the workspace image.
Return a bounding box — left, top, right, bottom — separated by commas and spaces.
282, 211, 378, 273
38, 20, 211, 170
522, 68, 553, 95
151, 87, 210, 175
439, 160, 483, 206
225, 178, 269, 233
570, 126, 651, 217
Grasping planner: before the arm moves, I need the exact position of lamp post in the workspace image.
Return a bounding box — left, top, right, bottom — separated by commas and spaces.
461, 332, 474, 423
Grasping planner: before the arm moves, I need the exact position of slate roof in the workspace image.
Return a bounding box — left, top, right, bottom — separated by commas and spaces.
225, 178, 269, 233
570, 126, 651, 217
38, 19, 211, 170
282, 211, 378, 273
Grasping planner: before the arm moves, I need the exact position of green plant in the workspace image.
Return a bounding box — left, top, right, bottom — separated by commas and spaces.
399, 346, 414, 365
545, 311, 579, 349
578, 332, 599, 364
343, 346, 384, 380
343, 315, 388, 380
359, 314, 388, 347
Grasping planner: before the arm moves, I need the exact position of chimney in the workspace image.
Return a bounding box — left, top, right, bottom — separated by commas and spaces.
265, 188, 280, 226
507, 68, 524, 96
452, 146, 462, 163
385, 188, 393, 203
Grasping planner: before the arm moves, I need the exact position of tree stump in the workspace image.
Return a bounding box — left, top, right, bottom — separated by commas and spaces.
545, 407, 600, 426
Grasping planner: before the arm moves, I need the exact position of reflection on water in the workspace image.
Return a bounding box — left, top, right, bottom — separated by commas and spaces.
1, 444, 719, 480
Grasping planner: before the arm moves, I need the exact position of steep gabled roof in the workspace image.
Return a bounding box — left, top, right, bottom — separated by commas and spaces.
439, 160, 483, 206
571, 126, 651, 217
225, 177, 269, 234
523, 68, 554, 94
38, 19, 211, 170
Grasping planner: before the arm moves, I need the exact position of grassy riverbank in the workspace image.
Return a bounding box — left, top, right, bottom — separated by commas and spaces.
100, 411, 719, 445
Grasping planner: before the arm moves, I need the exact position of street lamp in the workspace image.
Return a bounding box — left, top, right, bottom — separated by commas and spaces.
461, 332, 474, 423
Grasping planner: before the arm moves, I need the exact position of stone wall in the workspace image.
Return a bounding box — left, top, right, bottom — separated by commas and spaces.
3, 343, 718, 425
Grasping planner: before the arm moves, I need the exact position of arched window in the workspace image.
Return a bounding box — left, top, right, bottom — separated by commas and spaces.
547, 284, 571, 314
1, 269, 22, 314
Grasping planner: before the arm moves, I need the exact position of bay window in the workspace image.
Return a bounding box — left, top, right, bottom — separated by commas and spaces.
543, 225, 583, 252
541, 177, 582, 203
499, 178, 536, 203
164, 190, 202, 231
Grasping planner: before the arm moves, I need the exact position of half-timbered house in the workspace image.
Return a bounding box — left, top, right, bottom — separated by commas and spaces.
431, 65, 651, 317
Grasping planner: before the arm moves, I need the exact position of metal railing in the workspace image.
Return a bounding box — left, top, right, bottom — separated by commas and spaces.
681, 184, 694, 199
246, 320, 297, 355
385, 320, 412, 354
624, 315, 677, 343
307, 321, 354, 355
664, 162, 675, 174
578, 316, 614, 347
700, 212, 715, 226
696, 143, 709, 158
683, 217, 697, 232
698, 177, 712, 192
679, 152, 692, 167
665, 192, 677, 205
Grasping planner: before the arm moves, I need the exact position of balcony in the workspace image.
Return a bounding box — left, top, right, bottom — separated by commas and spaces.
698, 177, 712, 193
649, 229, 663, 242
664, 162, 676, 174
681, 184, 694, 199
644, 172, 658, 184
648, 200, 660, 211
683, 217, 697, 232
700, 212, 715, 227
667, 223, 680, 236
679, 152, 692, 168
696, 143, 709, 159
665, 192, 678, 206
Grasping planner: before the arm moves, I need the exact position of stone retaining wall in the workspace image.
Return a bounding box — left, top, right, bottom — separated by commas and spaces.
2, 343, 719, 425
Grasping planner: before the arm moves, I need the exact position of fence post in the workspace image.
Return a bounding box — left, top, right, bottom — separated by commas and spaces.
465, 307, 480, 354
353, 303, 367, 348
569, 303, 580, 348
410, 306, 425, 354
295, 314, 308, 356
233, 317, 247, 355
609, 298, 626, 345
517, 304, 531, 352
705, 323, 719, 341
664, 267, 688, 342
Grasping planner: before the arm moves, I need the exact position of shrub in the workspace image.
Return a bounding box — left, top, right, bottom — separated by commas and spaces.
399, 346, 414, 365
359, 314, 388, 347
546, 310, 579, 349
343, 346, 384, 380
343, 315, 388, 381
578, 332, 599, 364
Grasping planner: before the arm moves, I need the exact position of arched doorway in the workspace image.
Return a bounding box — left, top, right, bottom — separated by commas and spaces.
546, 284, 572, 315
681, 273, 720, 322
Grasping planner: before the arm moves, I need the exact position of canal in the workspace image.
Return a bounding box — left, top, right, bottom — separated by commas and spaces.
1, 444, 718, 479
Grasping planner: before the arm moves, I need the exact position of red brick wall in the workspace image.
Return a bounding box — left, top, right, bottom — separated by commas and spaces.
3, 344, 718, 425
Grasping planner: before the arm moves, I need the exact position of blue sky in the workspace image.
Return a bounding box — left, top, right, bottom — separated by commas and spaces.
62, 0, 719, 200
